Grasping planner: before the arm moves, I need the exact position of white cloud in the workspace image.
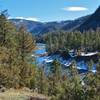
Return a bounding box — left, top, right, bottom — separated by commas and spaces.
62, 6, 88, 11
9, 16, 39, 21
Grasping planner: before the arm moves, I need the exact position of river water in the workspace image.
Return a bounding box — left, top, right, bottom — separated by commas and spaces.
33, 43, 97, 74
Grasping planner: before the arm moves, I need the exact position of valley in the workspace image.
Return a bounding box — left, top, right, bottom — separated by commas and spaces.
0, 1, 100, 100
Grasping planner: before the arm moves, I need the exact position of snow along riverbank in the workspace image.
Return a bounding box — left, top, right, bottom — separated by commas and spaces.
32, 43, 97, 73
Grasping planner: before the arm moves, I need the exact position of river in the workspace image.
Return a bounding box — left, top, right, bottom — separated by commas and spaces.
33, 43, 97, 74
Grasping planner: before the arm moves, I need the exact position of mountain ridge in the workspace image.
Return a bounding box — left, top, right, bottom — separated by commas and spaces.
77, 6, 100, 31
10, 6, 100, 35
10, 15, 89, 35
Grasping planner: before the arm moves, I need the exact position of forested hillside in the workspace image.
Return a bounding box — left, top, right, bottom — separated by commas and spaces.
0, 10, 36, 88
45, 30, 100, 54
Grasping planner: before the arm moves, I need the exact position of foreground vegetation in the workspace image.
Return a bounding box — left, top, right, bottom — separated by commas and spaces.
0, 11, 100, 100
0, 10, 36, 89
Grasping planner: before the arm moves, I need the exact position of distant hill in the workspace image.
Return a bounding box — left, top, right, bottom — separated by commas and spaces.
10, 6, 100, 35
10, 16, 88, 35
10, 19, 72, 35
62, 15, 90, 31
77, 6, 100, 31
10, 19, 44, 35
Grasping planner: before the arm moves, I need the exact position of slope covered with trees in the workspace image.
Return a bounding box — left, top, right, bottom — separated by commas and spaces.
45, 30, 100, 55
0, 11, 36, 88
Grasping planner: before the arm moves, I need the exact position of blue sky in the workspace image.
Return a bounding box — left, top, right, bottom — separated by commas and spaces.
0, 0, 100, 22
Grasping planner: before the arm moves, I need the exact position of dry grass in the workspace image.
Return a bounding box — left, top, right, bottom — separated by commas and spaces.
0, 88, 48, 100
